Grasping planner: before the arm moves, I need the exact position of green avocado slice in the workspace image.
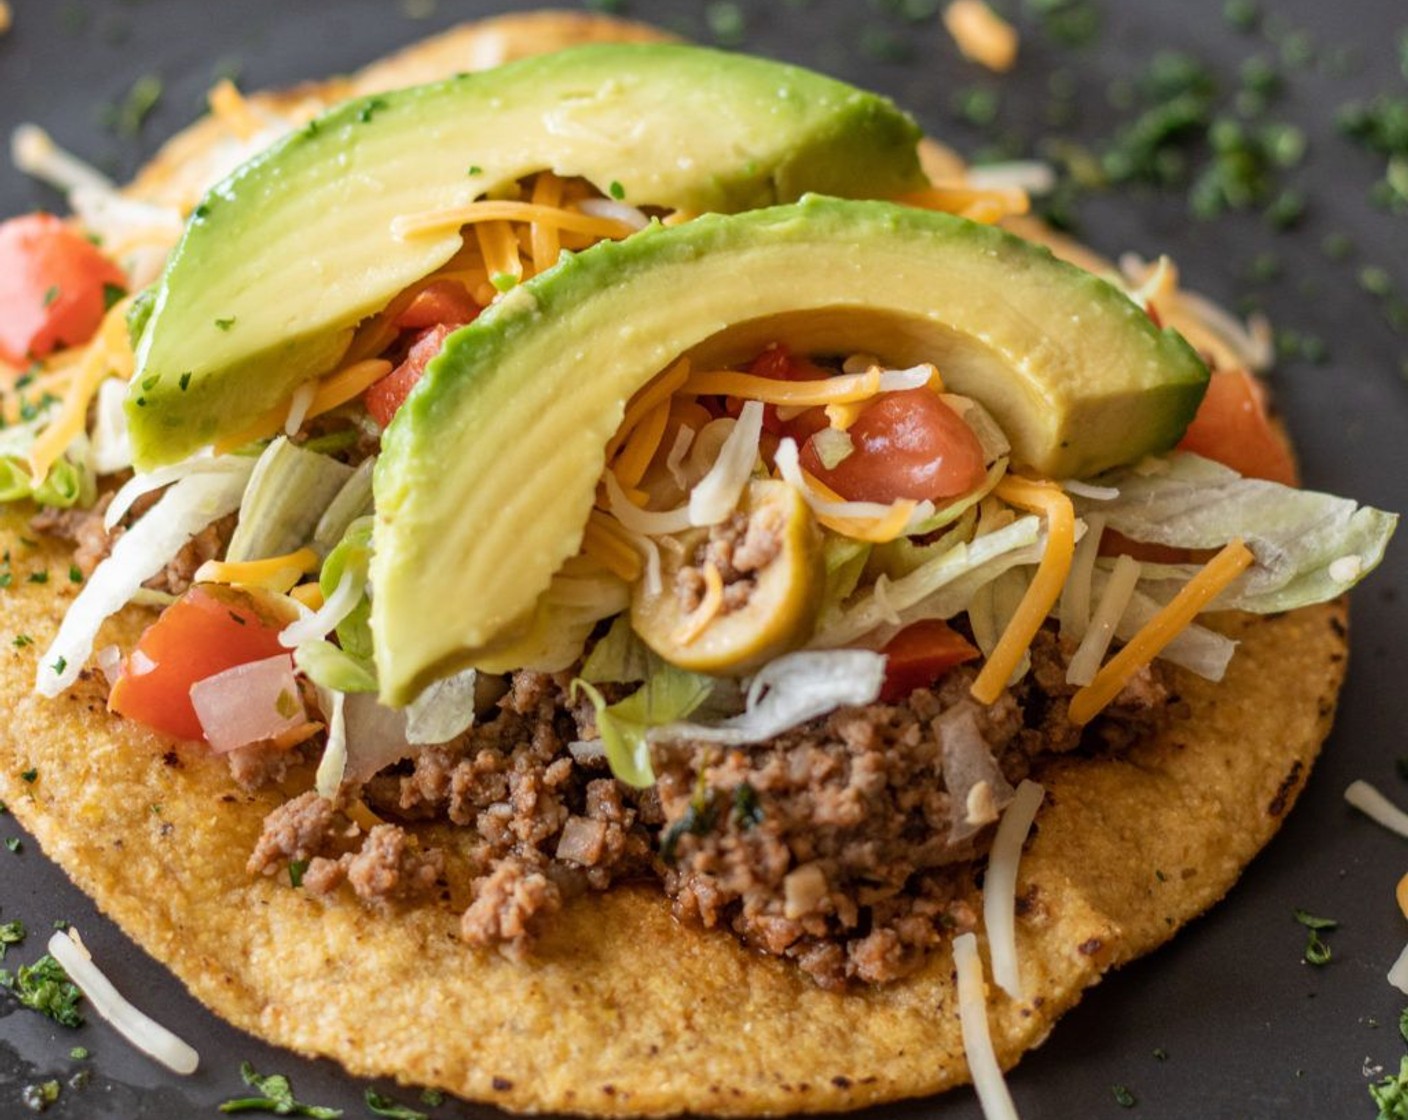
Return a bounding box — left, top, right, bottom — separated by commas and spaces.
372, 196, 1208, 704
126, 44, 926, 468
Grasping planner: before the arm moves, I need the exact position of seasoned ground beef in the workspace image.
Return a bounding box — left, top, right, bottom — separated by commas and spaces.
247, 626, 1174, 983
675, 508, 782, 615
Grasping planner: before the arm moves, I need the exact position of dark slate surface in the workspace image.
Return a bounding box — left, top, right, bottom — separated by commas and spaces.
1, 0, 1406, 1117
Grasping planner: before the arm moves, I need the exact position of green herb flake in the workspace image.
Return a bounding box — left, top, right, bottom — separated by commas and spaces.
4, 838, 20, 853
1399, 1006, 1408, 1047
704, 1, 746, 46
1360, 266, 1395, 298
69, 1045, 89, 1060
419, 1089, 445, 1107
1293, 908, 1338, 931
50, 656, 66, 677
467, 165, 483, 176
68, 565, 83, 584
365, 1088, 429, 1120
218, 1062, 343, 1117
0, 953, 84, 1027
108, 73, 165, 139
41, 285, 60, 309
288, 860, 309, 889
27, 570, 48, 585
1112, 1084, 1137, 1108
214, 317, 236, 331
0, 920, 24, 959
1371, 1054, 1408, 1119
102, 282, 128, 311
357, 97, 389, 124
1222, 0, 1259, 32
12, 634, 33, 648
275, 688, 299, 720
20, 768, 37, 783
608, 180, 626, 201
179, 371, 192, 391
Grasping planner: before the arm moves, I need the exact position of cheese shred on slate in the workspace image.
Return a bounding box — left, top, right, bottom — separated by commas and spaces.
953, 932, 1022, 1120
47, 929, 200, 1075
984, 779, 1045, 1001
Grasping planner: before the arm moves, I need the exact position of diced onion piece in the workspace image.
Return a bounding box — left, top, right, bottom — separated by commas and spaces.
952, 932, 1021, 1120
190, 653, 304, 753
970, 478, 1075, 704
1058, 513, 1104, 643
812, 427, 855, 470
688, 400, 764, 526
984, 779, 1045, 1001
1345, 780, 1408, 840
278, 564, 365, 649
1066, 553, 1140, 686
1389, 941, 1408, 995
47, 929, 200, 1075
1068, 540, 1253, 725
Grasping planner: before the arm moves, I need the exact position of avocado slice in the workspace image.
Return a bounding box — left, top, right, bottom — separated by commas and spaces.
371, 196, 1208, 704
126, 45, 926, 468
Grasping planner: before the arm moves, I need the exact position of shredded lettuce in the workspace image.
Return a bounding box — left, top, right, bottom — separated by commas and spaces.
651, 649, 886, 747
405, 666, 478, 745
312, 457, 374, 557
573, 657, 714, 788
294, 639, 377, 694
226, 437, 354, 563
580, 614, 654, 685
906, 457, 1007, 536
318, 517, 373, 659
0, 409, 96, 510
1079, 453, 1398, 613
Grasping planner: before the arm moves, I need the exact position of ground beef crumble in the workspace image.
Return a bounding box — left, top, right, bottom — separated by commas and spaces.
246, 627, 1175, 984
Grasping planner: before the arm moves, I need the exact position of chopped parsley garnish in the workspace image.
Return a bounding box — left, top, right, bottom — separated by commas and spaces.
179, 371, 192, 391
218, 1063, 343, 1117
364, 1089, 429, 1119
1371, 1055, 1408, 1119
20, 768, 37, 783
68, 565, 83, 584
1112, 1084, 1137, 1108
27, 570, 48, 585
4, 838, 20, 853
41, 285, 60, 309
419, 1089, 445, 1107
50, 657, 67, 677
288, 860, 308, 889
1294, 908, 1337, 965
0, 954, 84, 1027
0, 920, 24, 959
12, 634, 33, 648
69, 1046, 88, 1061
357, 97, 389, 124
214, 317, 236, 331
102, 282, 127, 311
107, 73, 164, 138
467, 165, 482, 176
1399, 1006, 1408, 1047
608, 179, 626, 201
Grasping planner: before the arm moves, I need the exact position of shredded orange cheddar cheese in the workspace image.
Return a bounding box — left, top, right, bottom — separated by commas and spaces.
1067, 539, 1254, 725
674, 561, 725, 645
193, 547, 320, 593
970, 477, 1075, 703
392, 200, 638, 241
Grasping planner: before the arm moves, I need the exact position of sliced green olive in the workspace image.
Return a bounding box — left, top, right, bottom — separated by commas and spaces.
632, 479, 823, 674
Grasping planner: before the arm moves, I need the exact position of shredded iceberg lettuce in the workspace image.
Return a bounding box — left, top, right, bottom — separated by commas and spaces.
580, 614, 654, 685
294, 639, 377, 694
226, 437, 354, 563
1080, 453, 1397, 613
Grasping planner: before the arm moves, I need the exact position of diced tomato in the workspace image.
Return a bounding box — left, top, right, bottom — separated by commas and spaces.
745, 344, 834, 434
799, 388, 987, 503
364, 323, 454, 429
878, 619, 980, 702
0, 213, 127, 367
108, 585, 290, 743
394, 279, 480, 331
1177, 368, 1298, 486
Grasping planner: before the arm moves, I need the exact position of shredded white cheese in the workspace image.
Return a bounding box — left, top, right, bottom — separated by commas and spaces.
1345, 780, 1408, 839
47, 929, 200, 1075
983, 779, 1045, 1001
953, 932, 1022, 1120
1066, 553, 1141, 686
11, 123, 115, 195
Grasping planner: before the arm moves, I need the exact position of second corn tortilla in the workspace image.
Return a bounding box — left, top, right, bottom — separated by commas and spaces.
0, 10, 1352, 1115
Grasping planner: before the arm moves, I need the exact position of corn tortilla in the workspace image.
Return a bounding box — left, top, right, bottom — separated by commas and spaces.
0, 11, 1352, 1115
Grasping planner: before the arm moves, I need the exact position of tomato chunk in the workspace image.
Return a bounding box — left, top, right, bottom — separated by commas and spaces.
1177, 368, 1297, 486
879, 619, 980, 702
0, 213, 127, 367
745, 344, 834, 434
364, 324, 455, 429
394, 279, 480, 331
108, 585, 289, 743
800, 388, 987, 503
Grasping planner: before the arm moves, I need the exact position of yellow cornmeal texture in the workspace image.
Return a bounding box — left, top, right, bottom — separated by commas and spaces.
0, 501, 1346, 1115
